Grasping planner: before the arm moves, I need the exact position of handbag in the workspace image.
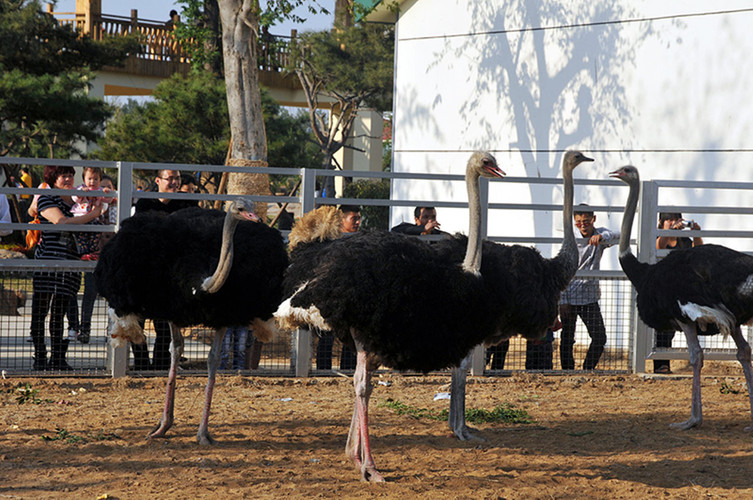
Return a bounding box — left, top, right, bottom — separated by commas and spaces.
24, 217, 41, 250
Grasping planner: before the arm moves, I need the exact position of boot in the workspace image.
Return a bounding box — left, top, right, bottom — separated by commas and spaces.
32, 342, 48, 371
49, 338, 73, 371
31, 331, 47, 370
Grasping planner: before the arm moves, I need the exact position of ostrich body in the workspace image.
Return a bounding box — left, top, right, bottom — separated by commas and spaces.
610, 165, 753, 430
95, 198, 288, 444
447, 150, 592, 440
275, 152, 505, 481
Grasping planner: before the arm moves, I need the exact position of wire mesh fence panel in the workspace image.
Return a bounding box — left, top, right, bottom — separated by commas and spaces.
1, 267, 110, 375
484, 276, 633, 374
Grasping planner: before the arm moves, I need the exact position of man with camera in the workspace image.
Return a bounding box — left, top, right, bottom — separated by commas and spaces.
653, 212, 704, 374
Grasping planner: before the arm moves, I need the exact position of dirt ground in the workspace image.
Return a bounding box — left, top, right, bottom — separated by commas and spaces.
2, 363, 753, 499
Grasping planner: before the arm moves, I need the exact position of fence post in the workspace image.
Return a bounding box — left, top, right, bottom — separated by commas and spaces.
107, 338, 128, 378
631, 180, 658, 374
300, 167, 317, 215
115, 161, 134, 231
293, 328, 311, 377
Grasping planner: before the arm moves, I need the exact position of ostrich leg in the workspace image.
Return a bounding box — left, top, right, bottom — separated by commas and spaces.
671, 324, 704, 430
148, 322, 184, 439
729, 326, 753, 431
345, 341, 384, 482
449, 353, 484, 441
197, 328, 226, 445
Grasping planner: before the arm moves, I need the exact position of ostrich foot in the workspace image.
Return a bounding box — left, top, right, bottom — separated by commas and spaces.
453, 424, 486, 442
197, 428, 217, 445
669, 417, 702, 430
361, 464, 385, 483
147, 417, 173, 439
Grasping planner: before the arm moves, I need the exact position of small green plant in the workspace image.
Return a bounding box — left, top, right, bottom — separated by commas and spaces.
462, 404, 535, 425
41, 427, 120, 444
720, 381, 741, 394
42, 428, 85, 444
380, 399, 534, 425
567, 430, 595, 437
14, 383, 51, 405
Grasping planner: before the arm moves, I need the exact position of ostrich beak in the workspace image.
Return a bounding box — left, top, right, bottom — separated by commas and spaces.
608, 169, 623, 179
242, 211, 260, 223
485, 164, 506, 178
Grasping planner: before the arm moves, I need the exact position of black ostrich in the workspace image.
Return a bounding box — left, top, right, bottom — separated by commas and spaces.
275, 152, 505, 481
610, 165, 753, 430
446, 150, 593, 440
94, 198, 288, 444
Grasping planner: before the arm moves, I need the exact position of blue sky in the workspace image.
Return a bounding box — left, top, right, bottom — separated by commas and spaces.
54, 1, 334, 34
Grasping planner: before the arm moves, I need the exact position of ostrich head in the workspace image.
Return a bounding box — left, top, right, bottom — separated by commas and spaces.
563, 151, 594, 173
468, 151, 506, 180
228, 197, 261, 223
609, 165, 640, 185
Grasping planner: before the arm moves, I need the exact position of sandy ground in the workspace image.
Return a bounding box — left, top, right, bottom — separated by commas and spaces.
2, 364, 753, 499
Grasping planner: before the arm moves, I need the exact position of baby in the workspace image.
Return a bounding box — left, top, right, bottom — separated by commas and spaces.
71, 167, 113, 216
71, 167, 113, 258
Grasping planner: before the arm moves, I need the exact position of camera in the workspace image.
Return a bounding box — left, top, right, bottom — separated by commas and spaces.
681, 220, 695, 228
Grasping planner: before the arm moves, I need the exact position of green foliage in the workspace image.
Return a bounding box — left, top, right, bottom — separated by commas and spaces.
13, 382, 47, 404
343, 178, 390, 230
93, 70, 230, 165
720, 380, 741, 395
0, 0, 139, 157
288, 24, 394, 112
380, 398, 535, 425
174, 0, 330, 73
41, 427, 120, 444
94, 70, 322, 190
463, 404, 535, 425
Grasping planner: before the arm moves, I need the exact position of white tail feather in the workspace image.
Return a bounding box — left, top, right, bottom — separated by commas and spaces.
679, 301, 736, 339
108, 310, 146, 347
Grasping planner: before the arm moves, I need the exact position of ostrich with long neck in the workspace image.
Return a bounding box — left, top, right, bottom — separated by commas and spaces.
95, 198, 288, 444
275, 151, 505, 481
610, 165, 753, 430
447, 150, 592, 440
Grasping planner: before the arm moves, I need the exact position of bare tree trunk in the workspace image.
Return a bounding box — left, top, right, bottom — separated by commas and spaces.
217, 0, 269, 219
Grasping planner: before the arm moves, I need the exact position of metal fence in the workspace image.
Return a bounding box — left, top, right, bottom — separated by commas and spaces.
2, 156, 753, 377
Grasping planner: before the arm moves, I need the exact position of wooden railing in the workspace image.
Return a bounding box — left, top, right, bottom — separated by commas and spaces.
49, 6, 294, 71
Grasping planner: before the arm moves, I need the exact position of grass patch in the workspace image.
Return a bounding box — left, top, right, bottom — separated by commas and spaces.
10, 383, 53, 405
380, 398, 534, 424
41, 427, 120, 444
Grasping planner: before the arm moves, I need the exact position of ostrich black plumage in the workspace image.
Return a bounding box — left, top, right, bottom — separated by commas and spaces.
610, 165, 753, 430
94, 198, 288, 444
446, 150, 593, 440
275, 152, 505, 482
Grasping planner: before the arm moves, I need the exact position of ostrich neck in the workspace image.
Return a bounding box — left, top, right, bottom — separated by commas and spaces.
554, 165, 578, 283
201, 212, 239, 293
462, 169, 483, 274
619, 179, 640, 258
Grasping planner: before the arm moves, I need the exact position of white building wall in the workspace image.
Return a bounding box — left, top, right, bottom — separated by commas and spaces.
390, 0, 753, 265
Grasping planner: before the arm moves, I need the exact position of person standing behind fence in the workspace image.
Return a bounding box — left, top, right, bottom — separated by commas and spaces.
391, 206, 446, 236
315, 205, 360, 371
559, 204, 619, 370
653, 212, 704, 374
30, 166, 105, 371
131, 169, 194, 370
65, 167, 113, 344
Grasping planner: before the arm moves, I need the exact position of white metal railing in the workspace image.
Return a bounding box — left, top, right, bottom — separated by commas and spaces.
3, 156, 753, 375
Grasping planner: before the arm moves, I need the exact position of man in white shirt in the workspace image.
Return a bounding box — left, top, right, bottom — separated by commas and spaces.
559, 204, 619, 370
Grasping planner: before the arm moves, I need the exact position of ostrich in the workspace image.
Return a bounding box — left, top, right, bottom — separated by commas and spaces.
275, 152, 505, 481
610, 165, 753, 430
94, 198, 288, 444
446, 150, 593, 440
